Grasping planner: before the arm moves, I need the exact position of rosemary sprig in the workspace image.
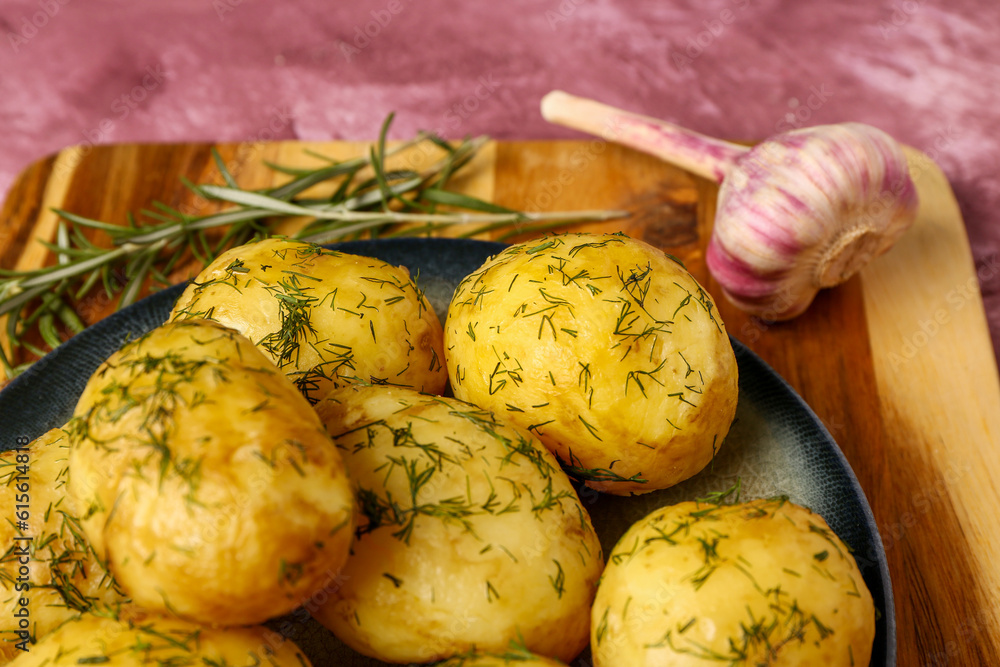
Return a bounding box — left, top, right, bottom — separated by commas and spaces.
0, 115, 628, 380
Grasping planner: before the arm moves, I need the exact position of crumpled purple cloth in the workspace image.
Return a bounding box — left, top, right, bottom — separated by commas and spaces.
1, 0, 998, 361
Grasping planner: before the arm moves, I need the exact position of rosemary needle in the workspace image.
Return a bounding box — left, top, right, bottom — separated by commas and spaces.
0, 114, 629, 379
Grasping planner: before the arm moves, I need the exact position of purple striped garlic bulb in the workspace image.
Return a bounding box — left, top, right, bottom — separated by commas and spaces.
541, 91, 918, 320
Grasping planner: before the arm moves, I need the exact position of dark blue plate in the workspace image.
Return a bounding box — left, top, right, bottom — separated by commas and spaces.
0, 238, 893, 666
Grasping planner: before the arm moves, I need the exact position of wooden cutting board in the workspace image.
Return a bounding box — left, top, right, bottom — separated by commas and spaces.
2, 139, 999, 665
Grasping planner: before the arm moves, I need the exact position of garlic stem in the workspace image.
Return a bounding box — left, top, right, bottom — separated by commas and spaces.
540, 90, 748, 182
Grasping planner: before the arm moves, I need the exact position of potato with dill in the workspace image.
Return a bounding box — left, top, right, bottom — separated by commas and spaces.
0, 428, 126, 662
444, 232, 738, 495
8, 609, 312, 666
170, 237, 446, 403
592, 497, 875, 666
66, 319, 354, 626
311, 385, 604, 664
437, 649, 569, 666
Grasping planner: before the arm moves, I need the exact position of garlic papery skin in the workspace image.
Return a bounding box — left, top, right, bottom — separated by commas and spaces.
541, 90, 746, 181
706, 123, 918, 320
540, 91, 919, 320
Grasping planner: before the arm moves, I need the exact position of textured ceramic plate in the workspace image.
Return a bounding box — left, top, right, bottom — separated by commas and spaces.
0, 238, 894, 666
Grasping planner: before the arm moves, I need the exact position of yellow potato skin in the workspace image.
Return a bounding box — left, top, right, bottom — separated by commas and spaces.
170, 238, 446, 402
8, 610, 312, 666
592, 498, 875, 667
437, 652, 568, 666
312, 385, 604, 664
445, 233, 738, 495
0, 428, 125, 663
66, 319, 354, 626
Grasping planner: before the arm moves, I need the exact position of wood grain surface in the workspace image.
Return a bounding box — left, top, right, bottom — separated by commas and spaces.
2, 139, 999, 666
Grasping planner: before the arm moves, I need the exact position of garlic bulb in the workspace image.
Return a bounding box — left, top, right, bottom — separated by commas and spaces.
540, 91, 918, 320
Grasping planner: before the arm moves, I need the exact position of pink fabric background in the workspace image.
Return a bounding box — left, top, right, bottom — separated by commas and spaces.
1, 0, 998, 360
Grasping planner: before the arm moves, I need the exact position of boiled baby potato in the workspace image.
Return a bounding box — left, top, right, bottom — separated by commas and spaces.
312, 385, 604, 664
8, 609, 312, 666
170, 237, 446, 402
437, 649, 568, 666
445, 232, 738, 495
592, 497, 875, 666
0, 428, 125, 662
66, 319, 354, 626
